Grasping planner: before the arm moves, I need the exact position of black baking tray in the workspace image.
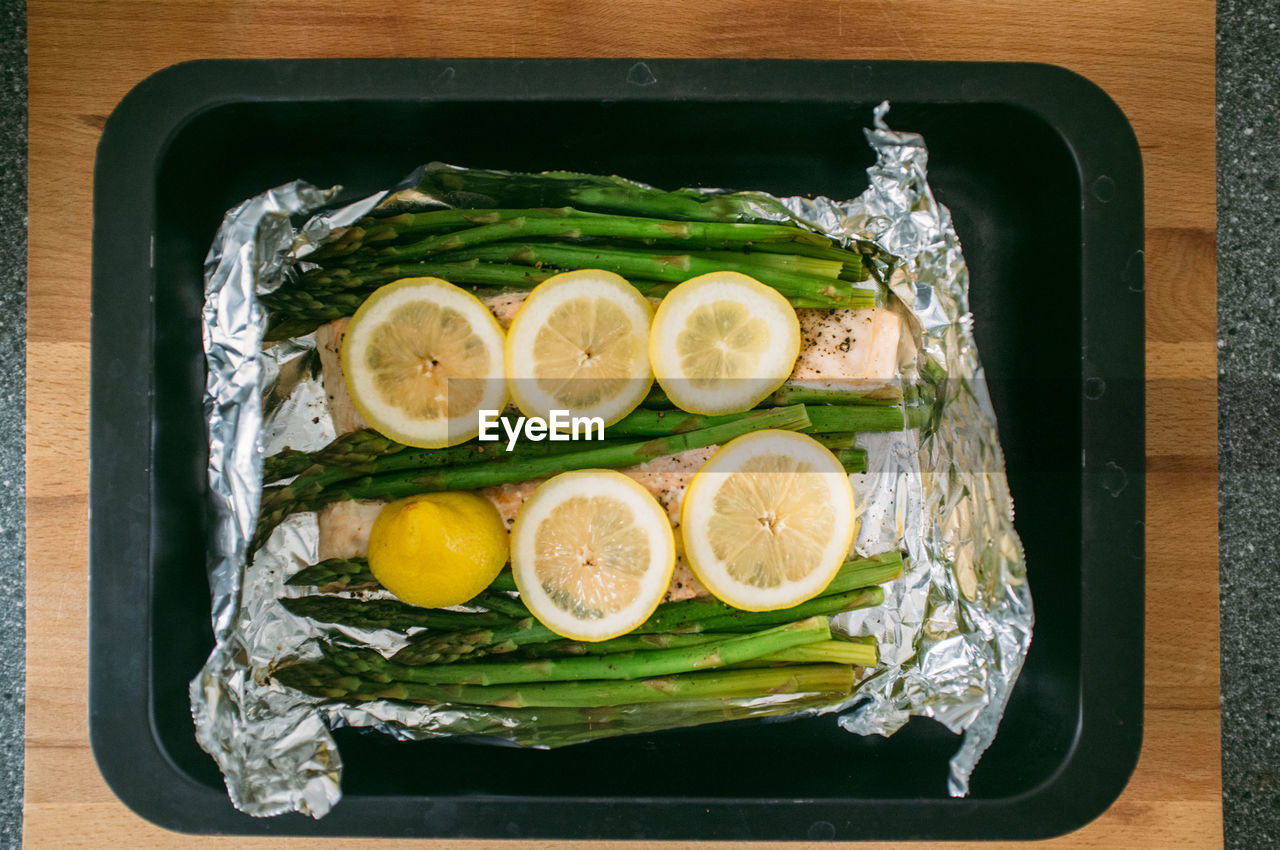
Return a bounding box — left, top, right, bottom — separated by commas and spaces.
89, 59, 1144, 841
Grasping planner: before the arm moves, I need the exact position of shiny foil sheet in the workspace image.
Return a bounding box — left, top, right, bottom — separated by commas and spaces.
191, 103, 1032, 818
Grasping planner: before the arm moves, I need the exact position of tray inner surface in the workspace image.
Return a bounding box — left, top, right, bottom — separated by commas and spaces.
149, 98, 1080, 803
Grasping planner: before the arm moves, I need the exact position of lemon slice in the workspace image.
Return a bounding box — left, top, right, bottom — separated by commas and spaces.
341, 277, 508, 448
681, 430, 857, 611
511, 470, 675, 641
505, 269, 654, 425
649, 271, 801, 415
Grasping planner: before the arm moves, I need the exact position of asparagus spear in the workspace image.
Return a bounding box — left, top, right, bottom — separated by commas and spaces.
273, 660, 856, 708
334, 213, 836, 268
411, 165, 799, 224
278, 596, 512, 632
310, 207, 592, 259
391, 586, 884, 665
810, 432, 860, 450
604, 404, 902, 439
630, 554, 899, 635
833, 448, 866, 473
760, 639, 878, 667
766, 384, 904, 407
285, 552, 901, 630
431, 242, 865, 307
466, 591, 529, 620
388, 616, 556, 665
255, 432, 627, 551
515, 631, 725, 658
658, 586, 884, 634
286, 558, 379, 592
264, 262, 556, 340
259, 385, 889, 496
803, 404, 904, 433
639, 383, 901, 410
515, 633, 878, 667
323, 616, 830, 686
262, 448, 318, 483
263, 426, 415, 491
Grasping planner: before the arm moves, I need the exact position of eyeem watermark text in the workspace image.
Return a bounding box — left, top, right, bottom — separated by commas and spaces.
478, 409, 606, 451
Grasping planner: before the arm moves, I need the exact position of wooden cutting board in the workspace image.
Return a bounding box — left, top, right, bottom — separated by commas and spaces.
25, 0, 1220, 846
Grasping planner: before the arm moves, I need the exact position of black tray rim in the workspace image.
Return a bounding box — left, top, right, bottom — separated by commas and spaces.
88, 57, 1145, 842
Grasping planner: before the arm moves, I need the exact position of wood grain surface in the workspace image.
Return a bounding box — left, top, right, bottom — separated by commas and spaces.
26, 1, 1219, 846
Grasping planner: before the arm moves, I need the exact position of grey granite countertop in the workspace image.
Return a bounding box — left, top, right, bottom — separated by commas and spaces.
1217, 2, 1280, 847
0, 0, 24, 847
0, 4, 1275, 848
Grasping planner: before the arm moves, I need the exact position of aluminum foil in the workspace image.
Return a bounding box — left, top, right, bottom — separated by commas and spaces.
192, 103, 1032, 817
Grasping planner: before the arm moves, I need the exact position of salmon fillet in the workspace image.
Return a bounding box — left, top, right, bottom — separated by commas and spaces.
314, 318, 370, 434
793, 306, 902, 388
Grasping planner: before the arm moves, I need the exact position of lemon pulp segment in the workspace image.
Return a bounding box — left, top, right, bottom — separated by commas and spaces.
678, 300, 770, 386
533, 494, 649, 619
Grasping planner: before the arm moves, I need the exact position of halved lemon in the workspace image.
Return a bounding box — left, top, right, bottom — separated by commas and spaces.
681, 430, 857, 611
341, 277, 508, 448
649, 271, 801, 415
505, 269, 654, 425
511, 470, 675, 641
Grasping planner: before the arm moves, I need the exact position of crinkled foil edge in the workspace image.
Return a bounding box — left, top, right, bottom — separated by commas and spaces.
191, 103, 1031, 817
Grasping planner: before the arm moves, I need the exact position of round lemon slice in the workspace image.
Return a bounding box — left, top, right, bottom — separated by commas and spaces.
649, 271, 801, 415
505, 269, 654, 425
512, 470, 675, 641
341, 277, 508, 448
681, 430, 857, 611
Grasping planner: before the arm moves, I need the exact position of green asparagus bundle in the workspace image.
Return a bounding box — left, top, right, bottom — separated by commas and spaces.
283, 551, 900, 631
273, 660, 856, 708
333, 212, 842, 268
320, 616, 832, 686
276, 545, 897, 710
390, 579, 885, 666
264, 169, 881, 340
279, 579, 884, 667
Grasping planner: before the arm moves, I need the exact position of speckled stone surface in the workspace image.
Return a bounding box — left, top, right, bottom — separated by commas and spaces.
1218, 1, 1280, 847
0, 2, 23, 849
